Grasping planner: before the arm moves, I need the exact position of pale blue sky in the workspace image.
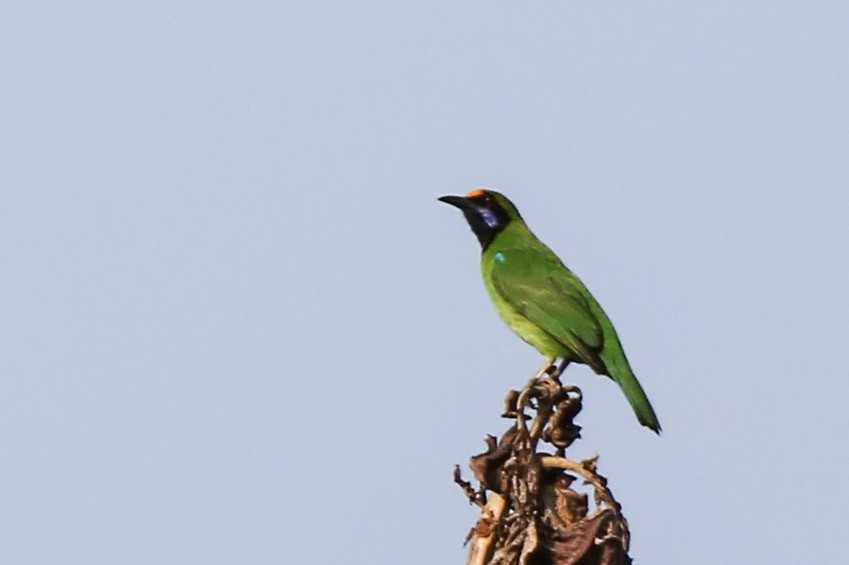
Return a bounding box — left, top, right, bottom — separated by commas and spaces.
3, 3, 848, 564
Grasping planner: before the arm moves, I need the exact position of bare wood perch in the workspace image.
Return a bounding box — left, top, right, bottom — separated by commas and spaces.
455, 372, 632, 564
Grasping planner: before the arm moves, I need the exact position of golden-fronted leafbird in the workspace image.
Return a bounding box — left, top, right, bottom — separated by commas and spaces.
439, 189, 661, 433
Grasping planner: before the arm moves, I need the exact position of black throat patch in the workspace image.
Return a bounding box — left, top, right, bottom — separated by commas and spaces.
462, 201, 511, 251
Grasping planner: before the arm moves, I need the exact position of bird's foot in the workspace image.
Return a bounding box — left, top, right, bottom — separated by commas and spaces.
526, 362, 555, 389
549, 360, 570, 384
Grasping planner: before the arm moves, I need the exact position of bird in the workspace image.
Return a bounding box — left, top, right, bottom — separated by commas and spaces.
439, 189, 661, 433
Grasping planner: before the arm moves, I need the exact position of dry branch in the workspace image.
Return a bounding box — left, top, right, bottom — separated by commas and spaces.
456, 372, 632, 564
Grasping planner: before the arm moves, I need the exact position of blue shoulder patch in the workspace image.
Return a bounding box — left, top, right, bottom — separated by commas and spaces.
494, 251, 506, 264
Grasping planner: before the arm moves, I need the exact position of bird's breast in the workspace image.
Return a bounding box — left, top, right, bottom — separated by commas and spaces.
481, 272, 569, 358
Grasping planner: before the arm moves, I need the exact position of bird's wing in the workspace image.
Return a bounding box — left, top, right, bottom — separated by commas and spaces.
490, 247, 605, 369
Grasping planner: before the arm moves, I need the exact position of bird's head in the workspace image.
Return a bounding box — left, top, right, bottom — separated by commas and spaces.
438, 189, 523, 250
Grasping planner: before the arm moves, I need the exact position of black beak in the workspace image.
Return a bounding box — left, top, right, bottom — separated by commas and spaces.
438, 195, 473, 210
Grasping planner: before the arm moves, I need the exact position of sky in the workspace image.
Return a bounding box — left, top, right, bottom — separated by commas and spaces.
2, 2, 848, 564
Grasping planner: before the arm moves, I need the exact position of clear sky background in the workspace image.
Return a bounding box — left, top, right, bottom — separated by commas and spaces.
3, 3, 848, 564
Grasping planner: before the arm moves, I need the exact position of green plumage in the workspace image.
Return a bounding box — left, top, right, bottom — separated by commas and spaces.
440, 190, 661, 433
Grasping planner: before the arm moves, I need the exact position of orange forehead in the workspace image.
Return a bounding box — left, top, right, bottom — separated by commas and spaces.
465, 189, 488, 199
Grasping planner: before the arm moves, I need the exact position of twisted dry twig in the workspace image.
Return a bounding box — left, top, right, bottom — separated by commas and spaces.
456, 373, 632, 564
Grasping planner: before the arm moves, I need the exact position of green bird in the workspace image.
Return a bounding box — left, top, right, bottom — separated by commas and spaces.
439, 189, 661, 433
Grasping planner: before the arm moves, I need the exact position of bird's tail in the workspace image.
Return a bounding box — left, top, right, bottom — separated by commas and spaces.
603, 346, 662, 434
